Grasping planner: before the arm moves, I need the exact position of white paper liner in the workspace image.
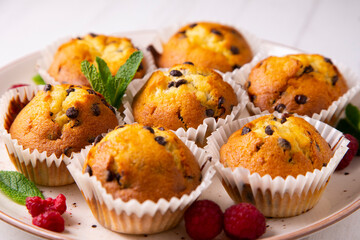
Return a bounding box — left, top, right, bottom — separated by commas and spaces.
0, 86, 123, 186
205, 112, 349, 217
36, 34, 156, 85
232, 51, 360, 126
150, 21, 265, 72
67, 136, 215, 234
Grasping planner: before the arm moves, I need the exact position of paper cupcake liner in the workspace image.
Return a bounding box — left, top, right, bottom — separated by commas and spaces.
122, 69, 248, 146
205, 112, 349, 217
67, 136, 215, 234
0, 86, 123, 186
149, 21, 265, 72
232, 51, 360, 126
36, 33, 156, 85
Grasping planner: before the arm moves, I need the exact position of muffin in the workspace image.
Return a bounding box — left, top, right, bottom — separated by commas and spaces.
220, 114, 333, 178
48, 33, 145, 86
6, 84, 118, 185
158, 22, 253, 73
246, 54, 348, 116
206, 113, 348, 217
132, 63, 238, 130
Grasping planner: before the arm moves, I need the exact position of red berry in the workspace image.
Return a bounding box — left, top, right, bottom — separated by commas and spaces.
26, 196, 46, 217
184, 200, 223, 240
336, 134, 359, 170
9, 84, 29, 89
224, 203, 266, 240
32, 210, 65, 232
51, 194, 67, 214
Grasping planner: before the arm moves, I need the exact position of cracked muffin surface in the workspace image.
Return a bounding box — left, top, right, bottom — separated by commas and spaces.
83, 123, 201, 202
48, 33, 145, 87
132, 63, 238, 130
159, 22, 253, 73
220, 114, 333, 178
246, 54, 348, 116
9, 84, 118, 157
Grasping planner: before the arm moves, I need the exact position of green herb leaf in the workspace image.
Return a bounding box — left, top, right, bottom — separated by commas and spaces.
0, 171, 44, 205
345, 103, 360, 129
95, 56, 115, 102
32, 74, 46, 85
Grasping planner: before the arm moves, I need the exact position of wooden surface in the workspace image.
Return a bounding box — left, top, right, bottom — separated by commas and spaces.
0, 0, 359, 239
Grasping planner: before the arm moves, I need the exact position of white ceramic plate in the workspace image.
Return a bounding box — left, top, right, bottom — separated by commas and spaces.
0, 31, 359, 240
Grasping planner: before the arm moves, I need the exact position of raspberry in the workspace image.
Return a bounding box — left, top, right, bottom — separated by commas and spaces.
9, 84, 29, 89
336, 134, 359, 170
26, 196, 46, 217
32, 210, 65, 232
224, 203, 266, 240
51, 194, 67, 214
184, 200, 223, 240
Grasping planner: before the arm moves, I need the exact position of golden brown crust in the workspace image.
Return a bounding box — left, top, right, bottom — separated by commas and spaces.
48, 34, 145, 87
9, 84, 118, 157
83, 123, 201, 203
159, 22, 253, 73
246, 54, 348, 116
132, 64, 238, 130
220, 115, 333, 178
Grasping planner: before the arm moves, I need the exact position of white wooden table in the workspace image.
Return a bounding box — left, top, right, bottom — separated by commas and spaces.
0, 0, 359, 239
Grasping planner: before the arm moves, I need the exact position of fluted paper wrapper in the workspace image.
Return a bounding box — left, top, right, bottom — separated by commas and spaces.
36, 34, 156, 85
67, 137, 215, 234
205, 112, 349, 217
232, 51, 360, 126
122, 70, 248, 146
0, 86, 123, 186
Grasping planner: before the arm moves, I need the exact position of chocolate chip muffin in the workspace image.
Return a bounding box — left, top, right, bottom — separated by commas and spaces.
220, 114, 333, 178
132, 63, 238, 130
158, 22, 253, 73
246, 54, 348, 116
10, 84, 118, 158
48, 33, 145, 86
83, 123, 201, 203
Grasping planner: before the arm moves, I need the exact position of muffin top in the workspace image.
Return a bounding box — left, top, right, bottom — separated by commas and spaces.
132, 63, 238, 130
220, 114, 333, 178
48, 33, 145, 87
246, 54, 348, 116
9, 84, 118, 157
158, 22, 253, 73
83, 123, 201, 203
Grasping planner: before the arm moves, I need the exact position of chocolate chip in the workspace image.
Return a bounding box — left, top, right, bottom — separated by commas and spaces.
211, 29, 222, 36
87, 89, 96, 95
230, 46, 239, 55
94, 135, 103, 145
281, 116, 287, 124
89, 33, 98, 37
70, 119, 81, 128
178, 30, 186, 34
158, 127, 165, 131
143, 126, 154, 134
64, 147, 72, 156
232, 64, 241, 70
178, 112, 184, 122
106, 171, 114, 182
115, 173, 122, 185
323, 163, 327, 167
108, 105, 116, 114
175, 79, 187, 87
332, 75, 339, 86
288, 158, 293, 163
205, 109, 214, 117
76, 37, 83, 40
49, 112, 53, 116
241, 127, 251, 135
316, 142, 320, 151
272, 117, 277, 121
278, 138, 291, 150
91, 104, 100, 116
66, 88, 75, 96
170, 70, 183, 77
218, 97, 225, 108
183, 61, 194, 65
154, 136, 167, 146
265, 125, 274, 135
189, 23, 197, 28
44, 84, 52, 92
85, 165, 92, 176
66, 107, 79, 119
274, 104, 286, 113
168, 81, 175, 88
344, 172, 349, 175
303, 65, 314, 74
295, 95, 307, 104
88, 137, 95, 143
256, 142, 264, 151
324, 57, 333, 65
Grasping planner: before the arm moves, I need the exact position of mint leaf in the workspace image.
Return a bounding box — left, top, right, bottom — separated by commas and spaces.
95, 57, 115, 102
113, 51, 143, 108
32, 74, 46, 85
0, 171, 44, 205
345, 104, 360, 128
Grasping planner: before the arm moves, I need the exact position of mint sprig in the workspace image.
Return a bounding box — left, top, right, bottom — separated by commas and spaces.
80, 51, 143, 108
0, 171, 44, 205
32, 74, 46, 85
